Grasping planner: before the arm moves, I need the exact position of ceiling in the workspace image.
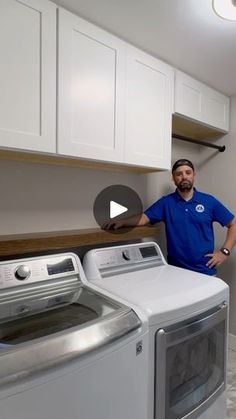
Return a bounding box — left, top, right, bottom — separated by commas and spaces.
53, 0, 236, 96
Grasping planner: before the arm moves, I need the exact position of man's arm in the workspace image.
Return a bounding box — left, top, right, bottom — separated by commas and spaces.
206, 217, 236, 269
103, 213, 150, 230
222, 217, 236, 251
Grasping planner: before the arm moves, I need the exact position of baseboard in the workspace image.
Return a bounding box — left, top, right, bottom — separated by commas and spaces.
228, 333, 236, 351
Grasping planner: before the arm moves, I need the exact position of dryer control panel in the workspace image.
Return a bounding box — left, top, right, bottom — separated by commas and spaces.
83, 242, 166, 279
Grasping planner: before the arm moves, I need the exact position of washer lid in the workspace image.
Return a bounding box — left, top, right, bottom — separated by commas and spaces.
89, 264, 229, 326
0, 287, 139, 343
0, 286, 141, 388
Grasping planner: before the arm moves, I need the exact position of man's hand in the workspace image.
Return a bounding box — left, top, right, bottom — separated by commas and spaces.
206, 218, 236, 269
102, 213, 150, 231
205, 250, 228, 269
102, 220, 125, 230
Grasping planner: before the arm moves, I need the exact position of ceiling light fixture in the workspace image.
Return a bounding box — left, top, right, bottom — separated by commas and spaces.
213, 0, 236, 21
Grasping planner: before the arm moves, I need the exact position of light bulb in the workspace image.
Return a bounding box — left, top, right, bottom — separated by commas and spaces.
213, 0, 236, 21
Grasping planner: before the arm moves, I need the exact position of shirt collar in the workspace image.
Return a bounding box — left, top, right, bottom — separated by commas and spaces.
174, 188, 200, 203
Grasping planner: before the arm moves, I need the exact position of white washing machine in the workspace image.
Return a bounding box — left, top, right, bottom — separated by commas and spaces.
0, 252, 148, 419
83, 241, 229, 419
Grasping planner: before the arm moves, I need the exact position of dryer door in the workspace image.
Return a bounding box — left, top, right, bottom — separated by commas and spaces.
155, 303, 227, 419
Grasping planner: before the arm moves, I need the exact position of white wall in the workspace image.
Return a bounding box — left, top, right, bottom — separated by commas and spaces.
0, 140, 198, 237
0, 160, 147, 234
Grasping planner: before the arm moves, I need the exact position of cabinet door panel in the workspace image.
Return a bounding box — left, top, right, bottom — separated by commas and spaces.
0, 0, 56, 152
125, 48, 173, 169
174, 71, 203, 121
203, 89, 229, 132
71, 34, 115, 150
175, 70, 229, 132
58, 10, 125, 162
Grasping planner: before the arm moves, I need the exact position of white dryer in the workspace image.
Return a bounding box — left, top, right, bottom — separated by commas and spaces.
83, 241, 229, 419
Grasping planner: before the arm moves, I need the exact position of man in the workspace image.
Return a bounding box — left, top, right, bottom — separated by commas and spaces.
104, 159, 236, 276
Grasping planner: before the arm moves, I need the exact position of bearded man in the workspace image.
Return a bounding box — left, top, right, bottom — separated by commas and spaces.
104, 159, 236, 275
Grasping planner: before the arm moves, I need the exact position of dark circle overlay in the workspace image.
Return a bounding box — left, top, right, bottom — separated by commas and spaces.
93, 184, 143, 234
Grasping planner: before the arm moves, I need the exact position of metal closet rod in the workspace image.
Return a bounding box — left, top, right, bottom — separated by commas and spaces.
172, 133, 226, 152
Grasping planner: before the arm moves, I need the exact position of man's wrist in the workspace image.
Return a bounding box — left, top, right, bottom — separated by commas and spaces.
220, 247, 231, 256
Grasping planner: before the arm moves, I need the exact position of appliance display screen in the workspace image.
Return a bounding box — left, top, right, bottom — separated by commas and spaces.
140, 246, 158, 258
47, 258, 75, 275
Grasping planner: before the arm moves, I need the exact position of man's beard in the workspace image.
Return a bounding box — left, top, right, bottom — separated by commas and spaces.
178, 181, 193, 191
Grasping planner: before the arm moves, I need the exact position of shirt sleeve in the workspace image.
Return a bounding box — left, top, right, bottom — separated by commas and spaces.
144, 197, 165, 224
212, 197, 234, 226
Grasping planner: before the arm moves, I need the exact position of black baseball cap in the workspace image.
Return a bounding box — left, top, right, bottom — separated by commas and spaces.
172, 159, 195, 174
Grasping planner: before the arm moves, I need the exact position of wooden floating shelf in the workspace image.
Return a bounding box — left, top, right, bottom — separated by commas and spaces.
0, 226, 160, 257
172, 114, 225, 140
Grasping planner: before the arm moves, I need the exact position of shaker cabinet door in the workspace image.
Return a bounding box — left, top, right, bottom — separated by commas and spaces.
174, 70, 229, 132
203, 88, 229, 132
125, 47, 173, 170
0, 0, 56, 152
58, 9, 126, 163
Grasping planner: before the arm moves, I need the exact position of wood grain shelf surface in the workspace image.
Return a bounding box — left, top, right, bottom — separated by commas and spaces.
172, 114, 225, 140
0, 226, 160, 257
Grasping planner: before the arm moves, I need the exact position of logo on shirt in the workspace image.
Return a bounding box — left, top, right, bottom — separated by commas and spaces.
195, 204, 205, 213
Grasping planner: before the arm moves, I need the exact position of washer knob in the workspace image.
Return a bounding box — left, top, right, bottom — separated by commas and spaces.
15, 265, 31, 281
122, 250, 130, 261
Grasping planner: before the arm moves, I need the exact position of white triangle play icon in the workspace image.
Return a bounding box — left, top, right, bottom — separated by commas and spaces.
110, 201, 128, 219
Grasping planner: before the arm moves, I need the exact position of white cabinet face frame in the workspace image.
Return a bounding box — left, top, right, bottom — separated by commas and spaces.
174, 70, 229, 132
125, 47, 174, 170
58, 9, 126, 163
0, 0, 56, 152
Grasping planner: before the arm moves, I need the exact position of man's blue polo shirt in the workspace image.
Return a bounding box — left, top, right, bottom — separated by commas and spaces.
144, 189, 234, 275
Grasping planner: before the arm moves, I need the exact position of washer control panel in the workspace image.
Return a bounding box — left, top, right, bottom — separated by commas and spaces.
14, 265, 31, 281
0, 254, 79, 290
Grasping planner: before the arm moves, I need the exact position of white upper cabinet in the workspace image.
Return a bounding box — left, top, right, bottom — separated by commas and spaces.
57, 10, 173, 170
125, 47, 174, 169
174, 70, 230, 132
58, 9, 126, 163
0, 0, 56, 152
0, 3, 230, 171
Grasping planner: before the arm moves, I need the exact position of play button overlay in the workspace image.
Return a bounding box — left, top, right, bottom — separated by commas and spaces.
93, 184, 143, 234
110, 201, 128, 219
